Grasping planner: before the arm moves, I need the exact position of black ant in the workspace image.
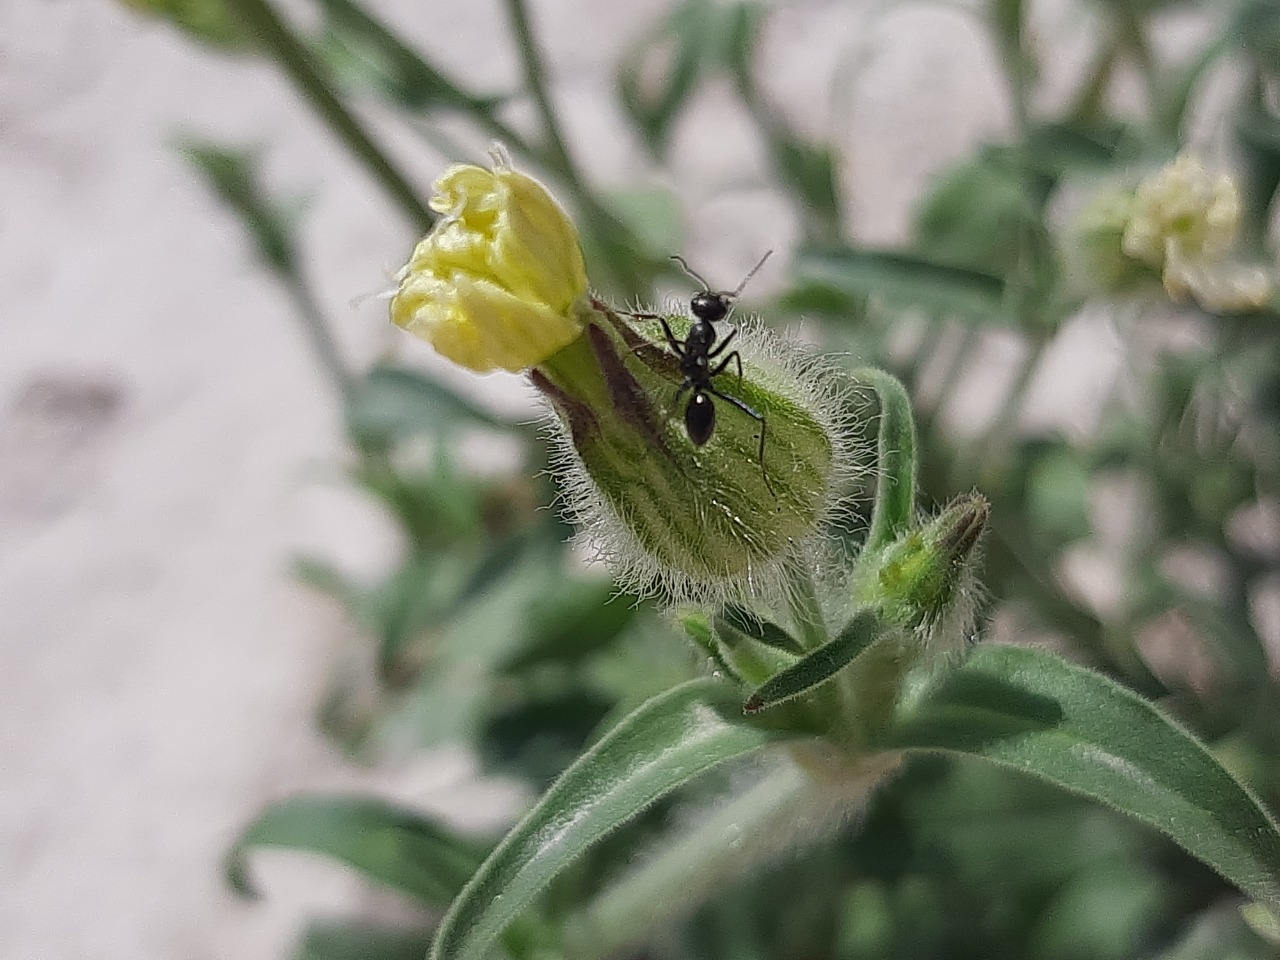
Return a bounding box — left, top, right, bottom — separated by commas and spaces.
636, 251, 775, 494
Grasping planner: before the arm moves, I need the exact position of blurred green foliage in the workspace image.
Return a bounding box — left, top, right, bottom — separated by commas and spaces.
127, 0, 1280, 955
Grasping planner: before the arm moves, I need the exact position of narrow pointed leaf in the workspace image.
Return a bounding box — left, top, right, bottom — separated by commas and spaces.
430, 678, 791, 960
617, 2, 713, 156
744, 611, 882, 714
793, 247, 1006, 321
719, 604, 803, 654
226, 795, 486, 906
883, 644, 1280, 910
680, 611, 742, 682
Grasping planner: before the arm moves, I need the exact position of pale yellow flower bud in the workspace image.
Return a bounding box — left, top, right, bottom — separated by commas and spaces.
392, 161, 589, 373
1122, 155, 1241, 268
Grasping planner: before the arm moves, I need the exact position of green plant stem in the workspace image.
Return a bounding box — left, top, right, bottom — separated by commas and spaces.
1066, 35, 1121, 126
225, 0, 434, 232
1116, 10, 1162, 129
500, 0, 652, 298
788, 565, 830, 652
503, 0, 582, 189
561, 764, 811, 960
990, 0, 1033, 148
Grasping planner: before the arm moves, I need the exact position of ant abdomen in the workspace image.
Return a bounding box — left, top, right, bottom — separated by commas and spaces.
685, 392, 716, 446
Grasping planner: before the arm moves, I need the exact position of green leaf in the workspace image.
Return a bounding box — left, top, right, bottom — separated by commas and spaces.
345, 364, 520, 441
680, 610, 742, 682
296, 921, 434, 960
313, 0, 495, 114
718, 604, 802, 655
853, 368, 918, 552
369, 555, 554, 749
1029, 860, 1170, 960
1023, 121, 1121, 176
226, 795, 487, 906
766, 136, 841, 231
502, 579, 640, 671
601, 186, 684, 262
1236, 71, 1280, 246
744, 611, 882, 713
617, 0, 716, 156
914, 150, 1027, 277
1235, 0, 1280, 70
294, 556, 370, 624
792, 247, 1006, 321
430, 678, 793, 960
884, 645, 1280, 910
183, 142, 299, 274
1025, 448, 1092, 544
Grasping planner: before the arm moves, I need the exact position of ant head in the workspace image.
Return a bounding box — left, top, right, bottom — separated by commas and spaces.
690, 289, 730, 324
671, 250, 773, 325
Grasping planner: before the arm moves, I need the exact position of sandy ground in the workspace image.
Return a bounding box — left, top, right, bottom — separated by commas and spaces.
0, 0, 1091, 957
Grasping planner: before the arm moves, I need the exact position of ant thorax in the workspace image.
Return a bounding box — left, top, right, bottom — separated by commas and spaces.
647, 250, 776, 495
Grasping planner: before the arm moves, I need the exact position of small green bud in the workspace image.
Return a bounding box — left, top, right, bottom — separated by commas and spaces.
533, 304, 858, 603
856, 492, 989, 650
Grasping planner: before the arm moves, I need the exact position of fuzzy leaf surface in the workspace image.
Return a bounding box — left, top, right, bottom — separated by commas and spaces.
744, 611, 882, 713
430, 678, 791, 960
884, 644, 1280, 910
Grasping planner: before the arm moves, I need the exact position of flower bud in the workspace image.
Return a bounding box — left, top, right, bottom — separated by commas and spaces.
534, 309, 857, 602
390, 158, 856, 601
1122, 154, 1240, 268
859, 493, 989, 650
391, 159, 589, 373
1071, 155, 1274, 312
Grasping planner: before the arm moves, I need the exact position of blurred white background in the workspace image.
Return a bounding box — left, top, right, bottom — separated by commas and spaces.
0, 0, 1066, 956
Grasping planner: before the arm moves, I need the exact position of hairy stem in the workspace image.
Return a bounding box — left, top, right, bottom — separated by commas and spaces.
562, 765, 809, 960
788, 564, 830, 652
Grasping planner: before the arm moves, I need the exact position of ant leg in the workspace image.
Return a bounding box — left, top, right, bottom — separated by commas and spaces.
707, 386, 775, 495
708, 327, 737, 359
656, 315, 684, 355
710, 350, 745, 386
670, 379, 693, 419
632, 315, 686, 358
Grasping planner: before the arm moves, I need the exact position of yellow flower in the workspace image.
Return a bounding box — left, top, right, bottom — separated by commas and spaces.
1122, 154, 1241, 269
1111, 154, 1273, 312
391, 160, 588, 373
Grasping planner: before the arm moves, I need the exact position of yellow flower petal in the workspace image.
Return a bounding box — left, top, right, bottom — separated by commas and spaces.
391, 161, 588, 373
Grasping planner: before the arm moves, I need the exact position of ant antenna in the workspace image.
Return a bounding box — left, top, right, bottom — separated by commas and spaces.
670, 254, 711, 291
670, 250, 774, 299
730, 249, 773, 297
